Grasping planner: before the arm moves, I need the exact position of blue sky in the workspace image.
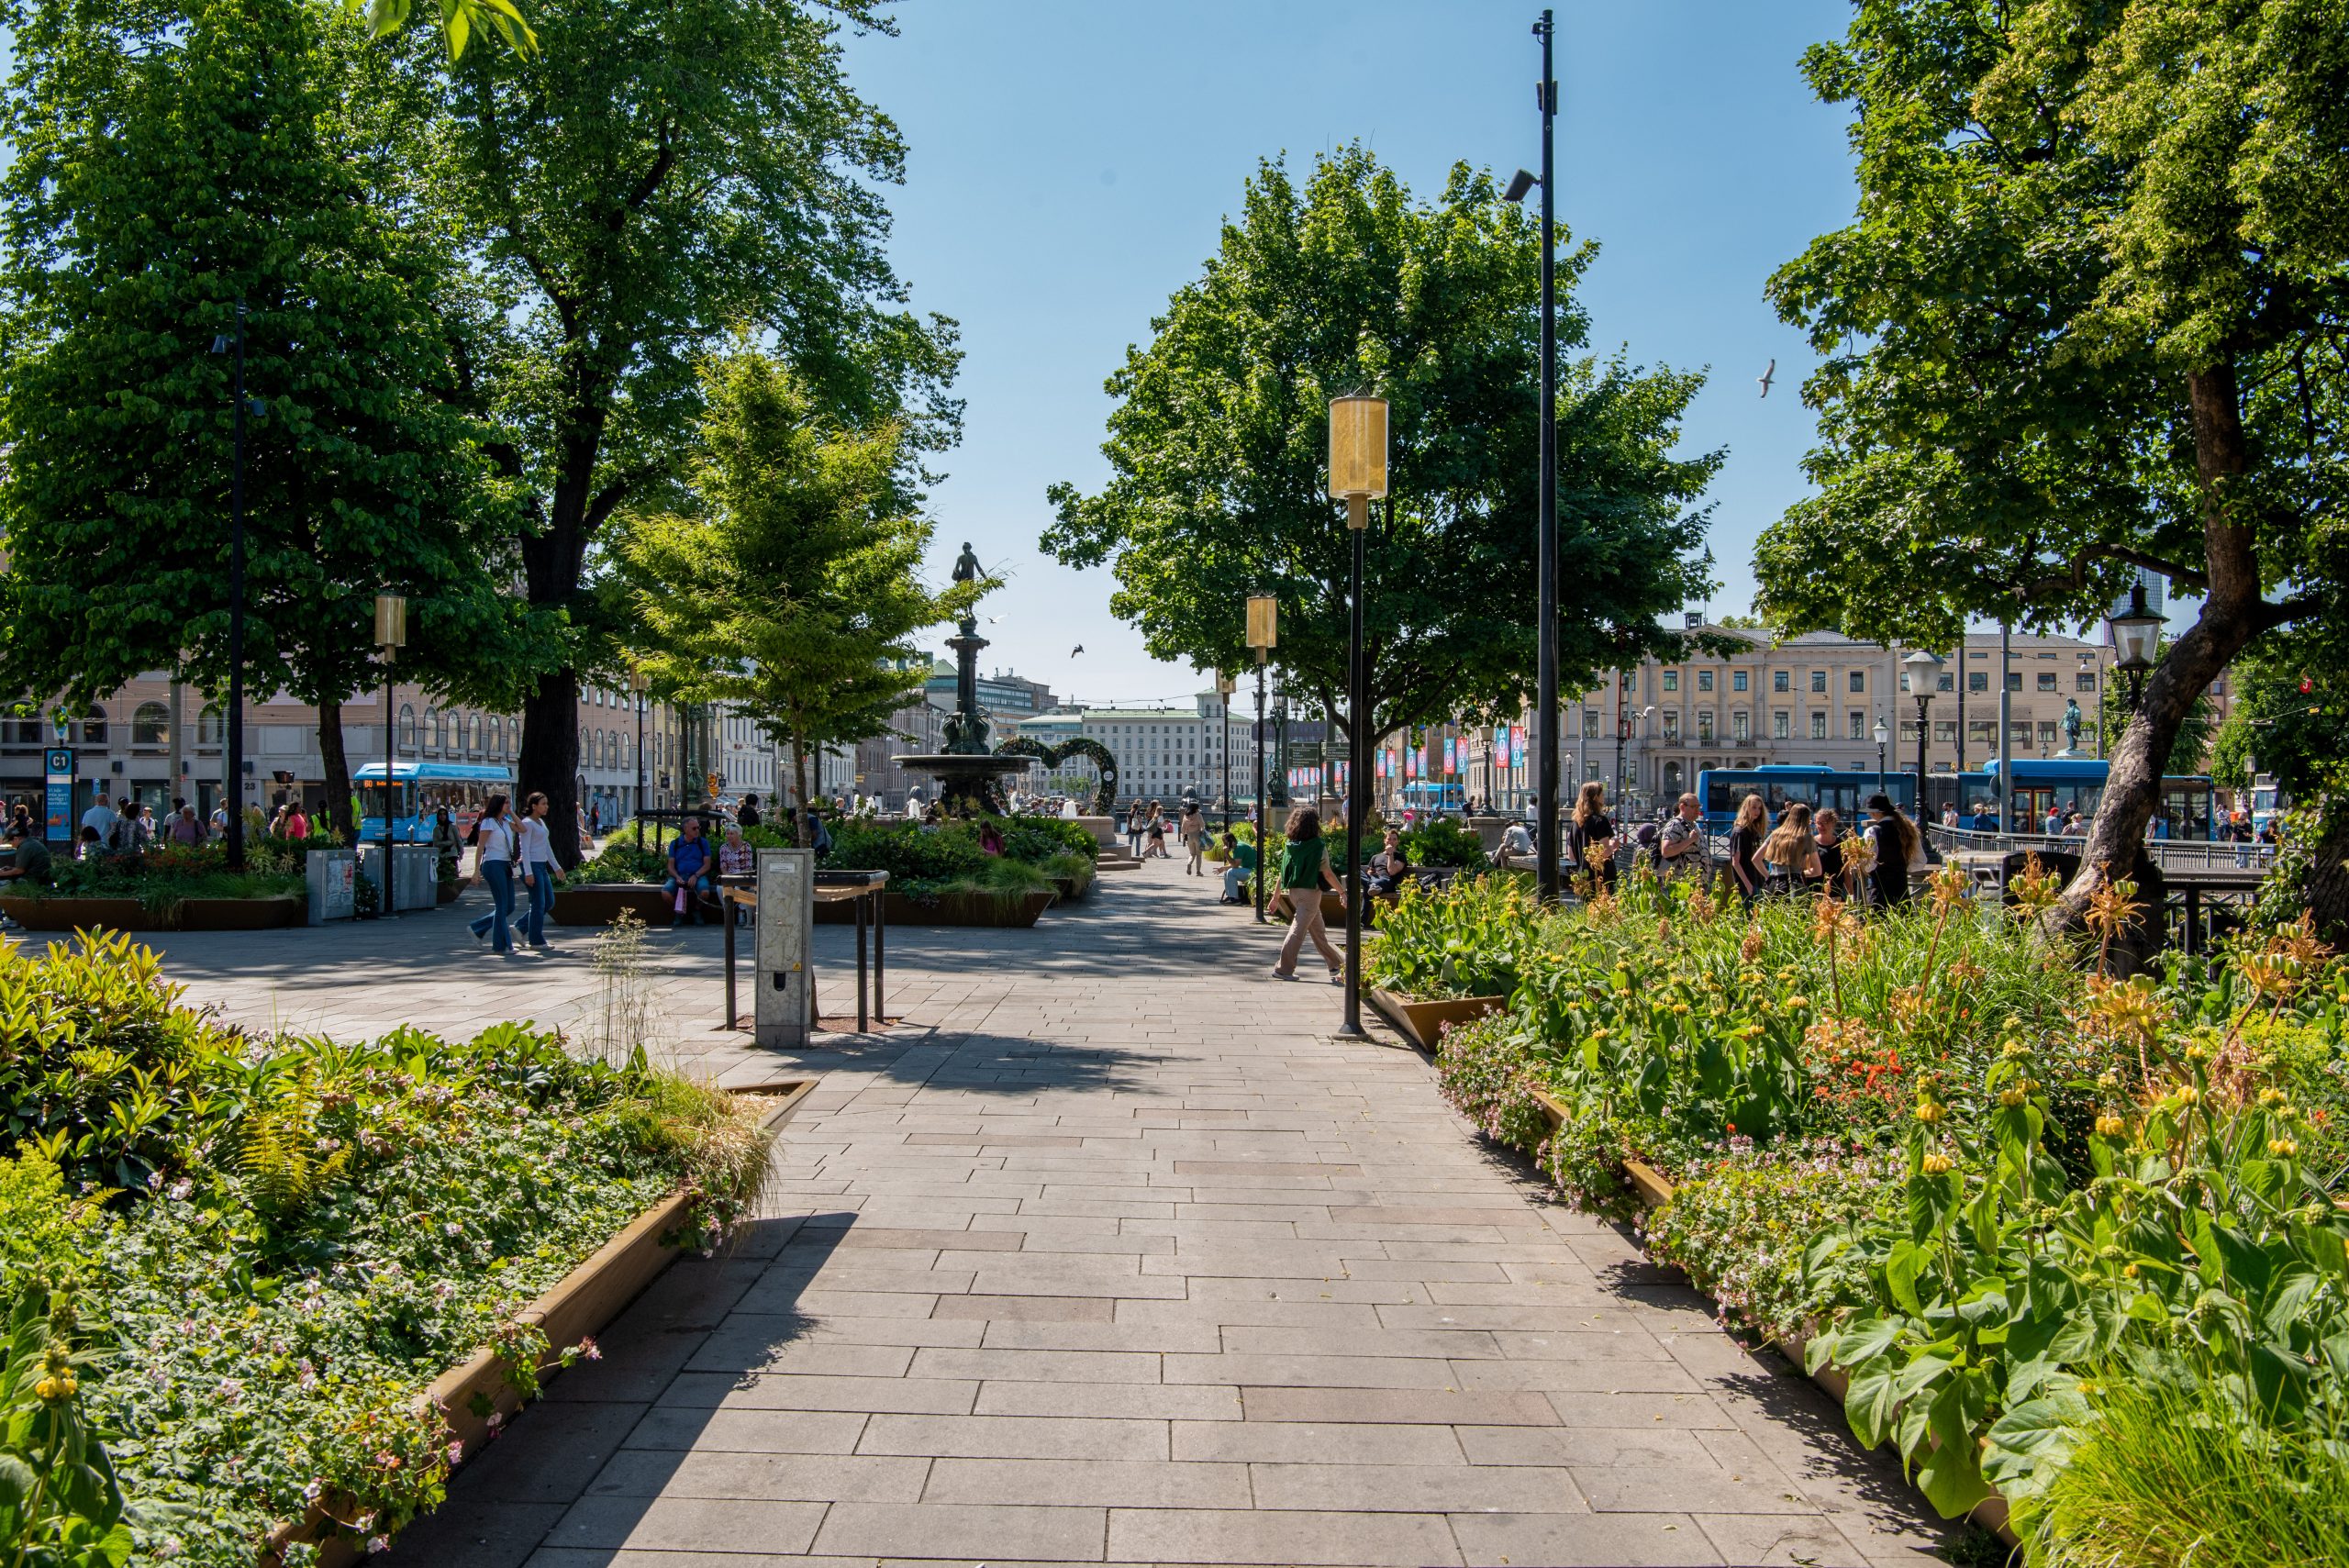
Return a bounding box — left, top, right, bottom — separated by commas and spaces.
841, 0, 1865, 707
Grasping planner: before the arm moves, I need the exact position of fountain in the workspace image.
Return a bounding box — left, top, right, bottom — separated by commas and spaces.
893, 542, 1032, 814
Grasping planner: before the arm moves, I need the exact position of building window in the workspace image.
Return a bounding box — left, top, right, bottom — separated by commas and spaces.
1934, 721, 1957, 743
1849, 671, 1865, 693
1697, 711, 1714, 741
2009, 721, 2032, 747
1849, 710, 1865, 740
1937, 672, 1954, 692
1809, 670, 1827, 693
196, 706, 224, 747
2007, 672, 2023, 692
2039, 721, 2059, 751
1967, 671, 1987, 692
1662, 711, 1680, 740
2076, 673, 2097, 691
1900, 720, 1920, 743
1772, 710, 1789, 740
1732, 671, 1749, 693
1582, 708, 1600, 739
1662, 670, 1678, 693
1731, 710, 1750, 741
1773, 671, 1790, 693
1970, 721, 1993, 748
79, 708, 107, 746
1809, 712, 1827, 740
131, 702, 170, 749
2037, 672, 2057, 692
0, 714, 39, 748
1698, 670, 1714, 693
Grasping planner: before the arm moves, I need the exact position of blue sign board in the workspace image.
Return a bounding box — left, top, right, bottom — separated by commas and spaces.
42, 748, 72, 842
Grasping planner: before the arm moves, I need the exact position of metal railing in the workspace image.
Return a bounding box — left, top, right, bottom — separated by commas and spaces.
1925, 824, 2274, 875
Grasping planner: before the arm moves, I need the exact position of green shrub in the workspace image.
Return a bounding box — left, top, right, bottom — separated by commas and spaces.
1364, 873, 1542, 1000
1432, 1012, 1552, 1153
1399, 817, 1486, 868
575, 840, 670, 883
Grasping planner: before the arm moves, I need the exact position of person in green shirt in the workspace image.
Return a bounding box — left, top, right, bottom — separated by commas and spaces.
0, 824, 54, 887
1271, 806, 1344, 982
1218, 831, 1255, 903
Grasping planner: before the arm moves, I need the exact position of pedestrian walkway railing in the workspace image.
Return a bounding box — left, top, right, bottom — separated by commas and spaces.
1926, 825, 2274, 874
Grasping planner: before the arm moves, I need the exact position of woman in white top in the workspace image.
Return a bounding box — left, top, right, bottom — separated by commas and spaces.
512, 791, 563, 950
467, 794, 520, 954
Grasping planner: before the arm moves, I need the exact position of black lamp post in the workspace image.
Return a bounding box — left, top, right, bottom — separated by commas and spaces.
1505, 6, 1559, 901
1247, 595, 1276, 923
1217, 671, 1235, 829
1902, 649, 1941, 809
630, 667, 650, 847
1330, 392, 1386, 1038
208, 299, 263, 872
2109, 582, 2163, 715
374, 594, 406, 916
1873, 715, 1888, 796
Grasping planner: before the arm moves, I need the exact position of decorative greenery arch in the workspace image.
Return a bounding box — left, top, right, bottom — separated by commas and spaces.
995, 736, 1119, 814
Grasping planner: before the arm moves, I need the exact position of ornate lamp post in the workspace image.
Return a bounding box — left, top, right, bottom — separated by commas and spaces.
1246, 595, 1277, 924
374, 593, 406, 915
2108, 582, 2163, 715
1873, 715, 1889, 796
1216, 671, 1236, 829
1330, 391, 1386, 1038
1902, 648, 1941, 809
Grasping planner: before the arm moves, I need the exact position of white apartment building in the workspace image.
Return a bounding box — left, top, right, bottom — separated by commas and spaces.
1014, 691, 1263, 809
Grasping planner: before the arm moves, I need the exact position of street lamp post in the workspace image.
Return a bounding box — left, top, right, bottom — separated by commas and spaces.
374, 594, 406, 917
1247, 595, 1277, 924
1902, 649, 1941, 812
630, 667, 650, 847
208, 299, 263, 872
1873, 716, 1889, 797
1506, 7, 1560, 901
2109, 582, 2163, 716
1217, 671, 1236, 829
1330, 391, 1386, 1039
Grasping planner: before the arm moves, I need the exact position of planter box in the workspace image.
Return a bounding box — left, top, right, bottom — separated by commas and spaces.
1513, 1083, 2018, 1549
264, 1078, 818, 1568
1050, 874, 1093, 902
0, 894, 299, 933
1368, 988, 1506, 1053
437, 880, 461, 905
814, 889, 1052, 928
551, 883, 680, 928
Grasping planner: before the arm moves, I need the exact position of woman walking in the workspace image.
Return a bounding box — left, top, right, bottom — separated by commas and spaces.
513, 792, 563, 950
1270, 806, 1345, 982
468, 794, 519, 954
1181, 801, 1207, 875
1864, 794, 1925, 908
1126, 801, 1147, 858
1761, 801, 1822, 897
1142, 801, 1170, 859
1567, 782, 1618, 892
1727, 794, 1769, 907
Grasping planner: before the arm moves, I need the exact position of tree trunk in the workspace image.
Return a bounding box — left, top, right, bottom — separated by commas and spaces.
519, 666, 583, 870
792, 731, 812, 848
2296, 802, 2349, 950
317, 698, 355, 841
2049, 361, 2268, 960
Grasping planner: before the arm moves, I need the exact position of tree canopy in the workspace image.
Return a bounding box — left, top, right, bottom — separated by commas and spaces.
1043, 146, 1720, 748
0, 0, 550, 831
1756, 0, 2349, 922
612, 350, 981, 838
410, 0, 962, 858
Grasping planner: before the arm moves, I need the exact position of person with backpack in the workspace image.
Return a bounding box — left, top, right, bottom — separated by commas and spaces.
1864, 794, 1924, 908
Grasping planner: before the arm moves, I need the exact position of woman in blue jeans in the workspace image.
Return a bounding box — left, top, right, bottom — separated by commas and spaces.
512, 792, 562, 949
468, 794, 519, 954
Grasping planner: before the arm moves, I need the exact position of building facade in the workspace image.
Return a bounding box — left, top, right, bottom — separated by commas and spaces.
1010, 691, 1264, 812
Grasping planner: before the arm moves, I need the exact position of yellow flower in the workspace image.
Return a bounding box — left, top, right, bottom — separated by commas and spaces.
2258, 1087, 2286, 1106
2270, 1139, 2299, 1159
1914, 1101, 1943, 1126
33, 1377, 60, 1402
1921, 1153, 1953, 1175
1786, 996, 1809, 1010
1998, 1085, 2030, 1108
2095, 1114, 2126, 1138
2175, 1084, 2201, 1107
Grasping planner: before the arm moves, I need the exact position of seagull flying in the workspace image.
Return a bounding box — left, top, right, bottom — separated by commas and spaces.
1757, 359, 1776, 399
986, 616, 1003, 624
1070, 644, 1085, 658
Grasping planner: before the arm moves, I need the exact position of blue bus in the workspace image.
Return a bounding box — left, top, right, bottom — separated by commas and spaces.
1928, 760, 2217, 840
1696, 765, 1916, 831
356, 761, 516, 842
1397, 782, 1466, 816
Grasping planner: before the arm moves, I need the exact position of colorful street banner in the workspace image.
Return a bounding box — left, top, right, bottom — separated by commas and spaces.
1442, 736, 1456, 774
1405, 748, 1418, 780
1510, 725, 1525, 767
1375, 751, 1386, 779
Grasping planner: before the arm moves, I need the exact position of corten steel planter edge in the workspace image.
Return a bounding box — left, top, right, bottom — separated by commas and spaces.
260, 1078, 817, 1568
1366, 988, 1507, 1055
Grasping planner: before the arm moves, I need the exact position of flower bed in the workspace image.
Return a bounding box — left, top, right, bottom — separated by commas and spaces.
3, 836, 313, 929
1430, 863, 2349, 1562
1361, 876, 1541, 1049
0, 932, 782, 1567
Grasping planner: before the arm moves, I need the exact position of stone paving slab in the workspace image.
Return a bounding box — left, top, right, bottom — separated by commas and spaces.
140, 860, 1961, 1567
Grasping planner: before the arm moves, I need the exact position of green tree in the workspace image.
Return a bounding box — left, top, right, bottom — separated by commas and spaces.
0, 0, 548, 836
1756, 1, 2349, 938
415, 0, 962, 863
1043, 147, 1720, 751
612, 350, 980, 842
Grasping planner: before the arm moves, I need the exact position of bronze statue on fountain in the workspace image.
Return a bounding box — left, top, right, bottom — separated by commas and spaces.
894, 542, 1030, 813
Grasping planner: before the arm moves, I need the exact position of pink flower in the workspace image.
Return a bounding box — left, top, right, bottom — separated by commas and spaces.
578, 1337, 601, 1362
446, 1440, 464, 1465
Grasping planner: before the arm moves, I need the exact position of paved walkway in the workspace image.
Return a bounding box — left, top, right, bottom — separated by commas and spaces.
147, 862, 1955, 1567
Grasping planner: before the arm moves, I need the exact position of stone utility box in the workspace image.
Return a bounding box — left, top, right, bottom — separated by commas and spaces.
306, 849, 358, 925
755, 848, 815, 1048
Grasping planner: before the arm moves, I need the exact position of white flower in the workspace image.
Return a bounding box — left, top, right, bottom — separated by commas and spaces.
446, 1440, 464, 1465
366, 1537, 389, 1554
215, 1378, 242, 1405
145, 1170, 165, 1191
167, 1178, 194, 1201
443, 1222, 462, 1237
302, 1479, 324, 1505
296, 1359, 318, 1392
